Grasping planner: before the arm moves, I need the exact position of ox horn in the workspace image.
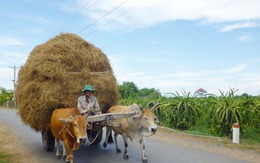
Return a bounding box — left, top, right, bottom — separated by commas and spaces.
150, 103, 161, 111
60, 118, 68, 124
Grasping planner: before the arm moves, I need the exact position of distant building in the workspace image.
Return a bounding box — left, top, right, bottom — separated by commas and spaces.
195, 88, 207, 96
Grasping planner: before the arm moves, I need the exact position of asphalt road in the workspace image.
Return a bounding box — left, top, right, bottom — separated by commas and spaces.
0, 108, 250, 163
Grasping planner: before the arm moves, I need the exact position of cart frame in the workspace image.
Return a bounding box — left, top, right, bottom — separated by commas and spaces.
41, 111, 137, 151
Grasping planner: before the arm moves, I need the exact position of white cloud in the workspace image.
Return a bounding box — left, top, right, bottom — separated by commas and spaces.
222, 64, 247, 73
78, 0, 260, 31
143, 39, 160, 44
234, 75, 260, 95
107, 47, 260, 95
237, 33, 253, 42
165, 71, 213, 78
4, 12, 52, 25
109, 54, 260, 95
140, 70, 260, 96
0, 52, 28, 67
0, 37, 25, 46
4, 52, 25, 59
221, 22, 259, 32
0, 67, 13, 89
24, 28, 45, 34
0, 67, 12, 77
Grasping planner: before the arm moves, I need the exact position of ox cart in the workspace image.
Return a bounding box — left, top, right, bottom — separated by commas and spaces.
41, 111, 137, 151
15, 33, 122, 152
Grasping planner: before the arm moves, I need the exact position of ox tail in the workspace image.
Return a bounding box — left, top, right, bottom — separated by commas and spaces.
107, 131, 114, 144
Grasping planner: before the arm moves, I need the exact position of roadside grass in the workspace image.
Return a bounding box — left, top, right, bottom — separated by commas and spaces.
161, 125, 260, 155
175, 124, 260, 153
240, 126, 260, 143
0, 153, 12, 163
180, 119, 260, 143
213, 138, 260, 152
0, 105, 15, 110
159, 114, 260, 151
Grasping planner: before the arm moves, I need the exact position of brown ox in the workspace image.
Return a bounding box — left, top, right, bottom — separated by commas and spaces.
103, 103, 159, 163
51, 107, 88, 163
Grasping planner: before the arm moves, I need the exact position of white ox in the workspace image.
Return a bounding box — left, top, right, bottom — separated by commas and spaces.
103, 103, 159, 163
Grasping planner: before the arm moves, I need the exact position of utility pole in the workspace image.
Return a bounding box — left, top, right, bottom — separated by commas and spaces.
10, 65, 19, 108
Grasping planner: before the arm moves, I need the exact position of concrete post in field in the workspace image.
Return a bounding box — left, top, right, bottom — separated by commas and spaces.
232, 123, 240, 144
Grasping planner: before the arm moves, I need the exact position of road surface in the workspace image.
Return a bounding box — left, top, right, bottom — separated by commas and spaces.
0, 108, 255, 163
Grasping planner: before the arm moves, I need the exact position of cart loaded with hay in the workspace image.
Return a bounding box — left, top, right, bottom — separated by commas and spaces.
15, 33, 136, 151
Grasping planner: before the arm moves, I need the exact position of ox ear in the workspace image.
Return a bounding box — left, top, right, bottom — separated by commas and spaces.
138, 104, 144, 111
60, 118, 68, 124
132, 110, 142, 118
154, 116, 160, 123
67, 115, 75, 122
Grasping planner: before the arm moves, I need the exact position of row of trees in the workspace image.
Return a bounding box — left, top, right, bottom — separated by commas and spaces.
0, 87, 13, 107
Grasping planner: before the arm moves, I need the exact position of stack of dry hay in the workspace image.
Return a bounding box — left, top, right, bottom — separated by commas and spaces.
16, 33, 120, 132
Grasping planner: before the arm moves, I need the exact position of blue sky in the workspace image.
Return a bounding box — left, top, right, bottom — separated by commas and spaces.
1, 0, 260, 96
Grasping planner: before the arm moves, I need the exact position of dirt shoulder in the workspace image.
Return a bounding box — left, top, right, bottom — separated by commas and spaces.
0, 122, 38, 163
154, 126, 260, 163
0, 108, 38, 163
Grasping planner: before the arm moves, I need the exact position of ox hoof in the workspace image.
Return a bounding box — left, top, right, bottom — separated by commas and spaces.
124, 154, 129, 159
103, 143, 107, 148
142, 159, 148, 163
65, 156, 70, 162
116, 149, 121, 153
56, 155, 61, 159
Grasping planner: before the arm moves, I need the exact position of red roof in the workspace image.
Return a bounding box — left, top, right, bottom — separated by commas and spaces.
195, 88, 207, 93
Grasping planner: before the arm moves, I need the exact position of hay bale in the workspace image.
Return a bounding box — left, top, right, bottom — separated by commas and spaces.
16, 33, 120, 132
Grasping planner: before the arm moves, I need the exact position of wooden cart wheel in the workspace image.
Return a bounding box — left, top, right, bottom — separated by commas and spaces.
41, 130, 55, 151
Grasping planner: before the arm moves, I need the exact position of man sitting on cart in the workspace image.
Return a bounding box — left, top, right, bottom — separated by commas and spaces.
77, 85, 102, 116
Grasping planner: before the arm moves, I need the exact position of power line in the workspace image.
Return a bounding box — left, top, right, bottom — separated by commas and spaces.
77, 0, 129, 34
85, 0, 147, 38
14, 1, 98, 65
13, 0, 132, 65
47, 0, 98, 39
